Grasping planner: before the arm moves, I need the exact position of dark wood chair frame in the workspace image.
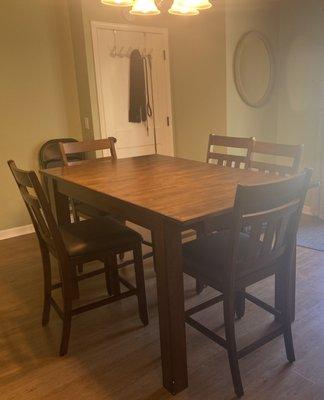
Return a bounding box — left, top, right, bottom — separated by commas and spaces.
39, 138, 83, 170
206, 134, 255, 169
59, 137, 118, 222
8, 160, 148, 356
242, 139, 304, 320
195, 134, 255, 294
250, 139, 303, 176
59, 137, 118, 167
184, 169, 312, 397
203, 137, 304, 316
59, 137, 154, 256
39, 138, 84, 201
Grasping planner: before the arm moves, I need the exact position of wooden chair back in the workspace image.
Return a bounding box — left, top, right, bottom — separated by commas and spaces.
228, 169, 312, 286
39, 138, 83, 170
206, 134, 254, 169
250, 140, 303, 176
59, 137, 117, 166
7, 160, 69, 265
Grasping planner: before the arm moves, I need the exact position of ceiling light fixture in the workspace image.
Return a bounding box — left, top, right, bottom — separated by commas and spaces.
101, 0, 133, 7
168, 0, 199, 15
193, 0, 212, 10
101, 0, 212, 16
130, 0, 161, 15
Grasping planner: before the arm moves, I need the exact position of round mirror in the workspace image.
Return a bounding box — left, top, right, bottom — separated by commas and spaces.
233, 31, 274, 108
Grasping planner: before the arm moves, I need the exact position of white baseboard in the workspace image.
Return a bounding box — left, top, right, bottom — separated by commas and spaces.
0, 224, 35, 241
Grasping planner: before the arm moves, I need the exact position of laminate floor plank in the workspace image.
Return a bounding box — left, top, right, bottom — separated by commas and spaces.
0, 234, 323, 399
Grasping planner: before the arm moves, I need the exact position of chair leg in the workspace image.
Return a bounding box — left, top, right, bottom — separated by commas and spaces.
133, 243, 148, 326
119, 219, 127, 261
289, 244, 297, 322
195, 279, 206, 294
59, 298, 72, 356
275, 270, 285, 322
41, 247, 51, 327
223, 293, 244, 398
235, 290, 246, 319
276, 245, 297, 323
108, 254, 121, 296
283, 323, 295, 363
281, 267, 296, 363
104, 258, 113, 296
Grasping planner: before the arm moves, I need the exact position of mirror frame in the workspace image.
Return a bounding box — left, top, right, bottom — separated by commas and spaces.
233, 30, 275, 108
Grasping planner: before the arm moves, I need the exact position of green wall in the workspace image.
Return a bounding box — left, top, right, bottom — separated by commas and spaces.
0, 0, 227, 231
0, 0, 82, 230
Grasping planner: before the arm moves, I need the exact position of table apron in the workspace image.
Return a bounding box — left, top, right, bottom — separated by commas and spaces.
54, 178, 168, 231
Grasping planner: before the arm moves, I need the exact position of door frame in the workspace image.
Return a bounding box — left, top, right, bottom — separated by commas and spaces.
91, 21, 174, 156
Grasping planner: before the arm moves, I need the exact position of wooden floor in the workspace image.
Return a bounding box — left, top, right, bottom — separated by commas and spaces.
1, 234, 324, 399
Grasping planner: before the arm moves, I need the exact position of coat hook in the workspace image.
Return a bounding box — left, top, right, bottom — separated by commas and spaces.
111, 46, 117, 57
118, 46, 125, 57
127, 46, 133, 57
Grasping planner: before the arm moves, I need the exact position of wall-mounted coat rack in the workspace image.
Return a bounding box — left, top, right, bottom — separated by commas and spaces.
110, 29, 153, 58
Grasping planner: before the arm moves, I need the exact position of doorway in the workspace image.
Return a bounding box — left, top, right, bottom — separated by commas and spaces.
91, 22, 174, 158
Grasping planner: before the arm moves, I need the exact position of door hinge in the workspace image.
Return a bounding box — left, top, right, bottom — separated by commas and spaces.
163, 50, 166, 60
166, 116, 170, 126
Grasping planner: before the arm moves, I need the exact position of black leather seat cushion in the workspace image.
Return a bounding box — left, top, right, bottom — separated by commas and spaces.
60, 217, 142, 258
183, 230, 252, 284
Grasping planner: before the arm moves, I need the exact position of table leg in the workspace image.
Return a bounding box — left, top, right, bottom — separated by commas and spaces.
46, 177, 70, 225
152, 220, 188, 395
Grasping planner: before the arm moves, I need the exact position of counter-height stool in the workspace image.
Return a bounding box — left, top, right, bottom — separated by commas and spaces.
206, 134, 254, 169
194, 134, 255, 294
250, 140, 303, 176
8, 160, 148, 356
183, 169, 312, 397
59, 137, 118, 221
59, 137, 155, 264
249, 139, 304, 321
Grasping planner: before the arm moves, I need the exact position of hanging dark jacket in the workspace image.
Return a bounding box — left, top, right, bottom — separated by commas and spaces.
129, 49, 147, 123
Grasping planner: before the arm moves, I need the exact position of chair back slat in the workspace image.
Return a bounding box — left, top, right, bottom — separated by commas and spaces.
59, 137, 117, 166
227, 169, 312, 283
207, 134, 254, 170
260, 220, 276, 256
28, 195, 56, 249
11, 166, 34, 187
251, 140, 303, 176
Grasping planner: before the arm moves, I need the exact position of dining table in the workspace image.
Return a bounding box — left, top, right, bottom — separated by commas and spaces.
42, 154, 290, 395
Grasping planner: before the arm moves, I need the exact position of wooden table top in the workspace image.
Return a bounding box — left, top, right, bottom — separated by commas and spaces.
43, 155, 284, 224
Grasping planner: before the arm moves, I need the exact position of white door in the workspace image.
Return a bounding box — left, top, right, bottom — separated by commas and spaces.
91, 22, 174, 158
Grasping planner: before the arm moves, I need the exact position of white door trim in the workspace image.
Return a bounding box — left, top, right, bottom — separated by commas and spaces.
90, 21, 174, 156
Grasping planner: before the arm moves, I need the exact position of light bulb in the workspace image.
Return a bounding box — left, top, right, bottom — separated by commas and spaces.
193, 0, 212, 9
168, 0, 199, 16
130, 0, 160, 15
101, 0, 133, 7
